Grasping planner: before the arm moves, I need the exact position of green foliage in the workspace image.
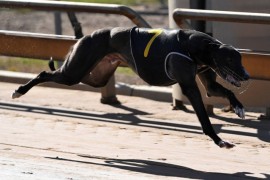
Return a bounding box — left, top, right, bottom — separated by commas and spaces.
0, 57, 48, 73
116, 66, 135, 76
0, 57, 136, 76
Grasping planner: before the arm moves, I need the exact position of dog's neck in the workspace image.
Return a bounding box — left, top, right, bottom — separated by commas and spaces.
185, 30, 221, 68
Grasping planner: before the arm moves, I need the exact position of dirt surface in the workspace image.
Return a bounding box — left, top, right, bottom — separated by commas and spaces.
0, 82, 270, 179
1, 7, 270, 180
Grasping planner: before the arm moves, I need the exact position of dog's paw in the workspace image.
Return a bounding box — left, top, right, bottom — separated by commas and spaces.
234, 106, 245, 119
12, 91, 23, 99
218, 140, 235, 149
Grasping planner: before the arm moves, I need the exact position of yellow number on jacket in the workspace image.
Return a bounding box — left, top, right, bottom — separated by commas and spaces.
144, 29, 163, 58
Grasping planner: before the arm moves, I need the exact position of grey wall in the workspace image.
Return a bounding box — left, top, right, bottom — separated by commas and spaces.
209, 0, 270, 51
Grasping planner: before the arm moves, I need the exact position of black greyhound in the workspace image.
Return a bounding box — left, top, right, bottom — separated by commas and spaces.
12, 27, 250, 148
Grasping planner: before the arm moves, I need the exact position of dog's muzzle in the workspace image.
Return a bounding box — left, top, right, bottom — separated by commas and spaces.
226, 74, 241, 87
216, 66, 250, 94
225, 69, 249, 87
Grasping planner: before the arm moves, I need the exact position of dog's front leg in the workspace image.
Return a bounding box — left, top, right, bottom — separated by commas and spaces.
179, 82, 235, 148
180, 83, 235, 148
198, 68, 245, 119
168, 56, 234, 148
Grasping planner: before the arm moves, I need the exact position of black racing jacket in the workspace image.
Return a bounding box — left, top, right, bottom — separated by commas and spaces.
129, 27, 192, 86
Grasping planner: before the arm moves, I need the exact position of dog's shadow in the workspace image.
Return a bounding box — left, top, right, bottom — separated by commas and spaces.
0, 101, 203, 135
45, 155, 269, 179
175, 103, 270, 143
1, 101, 269, 143
109, 103, 150, 115
210, 112, 270, 143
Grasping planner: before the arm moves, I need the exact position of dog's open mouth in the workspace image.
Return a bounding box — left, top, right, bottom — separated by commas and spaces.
216, 66, 251, 94
226, 74, 241, 87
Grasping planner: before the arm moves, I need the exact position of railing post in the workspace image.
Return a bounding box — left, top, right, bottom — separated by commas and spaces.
189, 0, 206, 32
100, 75, 119, 104
169, 0, 188, 110
54, 3, 63, 69
190, 0, 214, 115
258, 107, 270, 120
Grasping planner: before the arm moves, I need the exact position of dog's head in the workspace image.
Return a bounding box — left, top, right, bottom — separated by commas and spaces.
208, 43, 250, 88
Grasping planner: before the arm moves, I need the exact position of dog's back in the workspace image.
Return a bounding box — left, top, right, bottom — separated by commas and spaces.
111, 27, 194, 86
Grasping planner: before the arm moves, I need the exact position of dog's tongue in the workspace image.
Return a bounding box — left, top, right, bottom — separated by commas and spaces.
226, 75, 241, 87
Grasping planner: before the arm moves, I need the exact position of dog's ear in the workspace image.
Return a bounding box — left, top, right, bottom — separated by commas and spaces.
202, 39, 220, 51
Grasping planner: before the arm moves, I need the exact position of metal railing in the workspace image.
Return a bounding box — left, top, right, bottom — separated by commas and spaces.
0, 0, 151, 28
173, 8, 270, 25
0, 30, 76, 60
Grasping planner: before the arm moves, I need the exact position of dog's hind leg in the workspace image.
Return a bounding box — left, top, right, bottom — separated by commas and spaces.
12, 28, 112, 98
81, 54, 122, 88
12, 70, 61, 99
198, 68, 245, 119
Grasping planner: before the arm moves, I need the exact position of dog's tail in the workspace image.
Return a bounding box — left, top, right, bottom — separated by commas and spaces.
48, 57, 56, 71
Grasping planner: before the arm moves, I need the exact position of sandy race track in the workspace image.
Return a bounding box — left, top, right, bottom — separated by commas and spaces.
0, 6, 270, 180
0, 82, 269, 179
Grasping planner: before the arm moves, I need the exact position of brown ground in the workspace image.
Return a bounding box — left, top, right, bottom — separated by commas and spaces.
0, 82, 270, 179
